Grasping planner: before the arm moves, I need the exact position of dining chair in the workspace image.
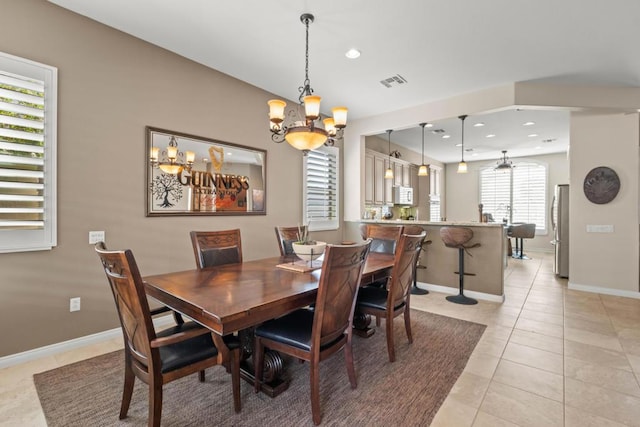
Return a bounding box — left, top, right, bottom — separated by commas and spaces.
190, 229, 243, 269
94, 242, 241, 427
403, 225, 432, 295
274, 225, 306, 256
356, 231, 426, 362
253, 239, 372, 425
359, 223, 404, 254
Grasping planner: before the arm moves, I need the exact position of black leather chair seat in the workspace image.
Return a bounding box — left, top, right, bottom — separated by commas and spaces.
356, 286, 405, 311
158, 322, 239, 373
255, 309, 343, 352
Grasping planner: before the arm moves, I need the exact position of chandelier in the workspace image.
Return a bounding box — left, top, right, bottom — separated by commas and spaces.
149, 135, 195, 175
495, 150, 513, 171
267, 13, 348, 155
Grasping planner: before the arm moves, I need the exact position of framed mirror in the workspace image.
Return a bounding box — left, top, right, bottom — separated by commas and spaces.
146, 126, 266, 216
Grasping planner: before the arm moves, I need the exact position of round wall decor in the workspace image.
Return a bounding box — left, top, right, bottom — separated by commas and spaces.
583, 166, 620, 204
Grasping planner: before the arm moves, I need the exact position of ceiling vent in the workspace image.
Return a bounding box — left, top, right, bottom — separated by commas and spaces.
379, 74, 407, 88
431, 129, 445, 134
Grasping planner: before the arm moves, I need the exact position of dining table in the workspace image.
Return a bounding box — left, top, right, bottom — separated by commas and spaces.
143, 252, 395, 396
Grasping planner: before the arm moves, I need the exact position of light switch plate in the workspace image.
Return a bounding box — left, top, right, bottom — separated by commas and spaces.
586, 224, 614, 233
89, 230, 105, 244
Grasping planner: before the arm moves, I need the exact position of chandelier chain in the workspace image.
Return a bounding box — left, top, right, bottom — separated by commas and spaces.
299, 15, 313, 103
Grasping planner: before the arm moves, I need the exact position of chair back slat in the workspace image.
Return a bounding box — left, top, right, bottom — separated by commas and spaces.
190, 229, 243, 269
312, 240, 371, 348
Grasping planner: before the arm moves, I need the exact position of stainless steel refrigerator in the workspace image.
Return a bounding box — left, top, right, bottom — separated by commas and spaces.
551, 184, 569, 278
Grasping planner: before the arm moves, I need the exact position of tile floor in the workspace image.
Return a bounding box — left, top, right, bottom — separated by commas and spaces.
2, 251, 640, 426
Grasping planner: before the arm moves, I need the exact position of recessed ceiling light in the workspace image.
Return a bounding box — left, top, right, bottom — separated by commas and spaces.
455, 143, 462, 147
486, 134, 495, 138
345, 48, 361, 59
535, 146, 542, 149
473, 122, 485, 127
471, 153, 479, 156
442, 135, 450, 139
425, 123, 434, 128
523, 121, 535, 126
528, 134, 538, 137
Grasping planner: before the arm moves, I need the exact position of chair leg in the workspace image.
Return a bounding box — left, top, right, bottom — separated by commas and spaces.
310, 360, 321, 425
253, 338, 264, 393
344, 341, 357, 389
375, 316, 381, 327
404, 308, 413, 344
198, 370, 205, 382
149, 379, 162, 427
173, 311, 184, 325
119, 355, 135, 420
231, 348, 241, 413
385, 315, 395, 363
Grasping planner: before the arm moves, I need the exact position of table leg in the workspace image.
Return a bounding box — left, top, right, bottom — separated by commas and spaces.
352, 312, 375, 338
238, 328, 290, 397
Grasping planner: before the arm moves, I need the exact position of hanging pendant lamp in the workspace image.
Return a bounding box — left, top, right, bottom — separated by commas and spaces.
457, 115, 468, 174
417, 122, 428, 176
384, 129, 394, 179
495, 150, 513, 172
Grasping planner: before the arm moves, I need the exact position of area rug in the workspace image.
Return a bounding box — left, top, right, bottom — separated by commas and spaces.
34, 310, 485, 426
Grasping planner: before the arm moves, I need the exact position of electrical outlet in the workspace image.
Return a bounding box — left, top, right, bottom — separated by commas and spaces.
70, 297, 81, 312
89, 230, 105, 244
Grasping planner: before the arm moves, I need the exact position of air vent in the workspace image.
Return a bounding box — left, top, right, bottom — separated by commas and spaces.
542, 138, 557, 143
379, 74, 407, 88
431, 129, 445, 134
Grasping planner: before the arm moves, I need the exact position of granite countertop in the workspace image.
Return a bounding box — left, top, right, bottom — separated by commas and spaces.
359, 219, 505, 227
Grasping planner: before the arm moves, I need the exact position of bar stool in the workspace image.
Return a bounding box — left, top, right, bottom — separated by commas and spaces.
508, 223, 536, 259
440, 227, 480, 305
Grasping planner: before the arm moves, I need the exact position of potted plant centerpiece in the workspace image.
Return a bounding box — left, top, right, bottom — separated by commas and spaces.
291, 224, 326, 266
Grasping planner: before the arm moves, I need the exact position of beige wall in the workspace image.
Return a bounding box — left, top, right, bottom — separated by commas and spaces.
569, 112, 639, 293
0, 1, 342, 357
444, 152, 570, 252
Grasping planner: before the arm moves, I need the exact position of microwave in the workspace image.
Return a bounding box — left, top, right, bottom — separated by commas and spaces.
393, 186, 414, 205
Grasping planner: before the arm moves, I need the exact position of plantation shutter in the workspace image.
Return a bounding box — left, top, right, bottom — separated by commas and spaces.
0, 72, 45, 230
303, 146, 339, 230
0, 52, 57, 253
479, 167, 511, 222
512, 163, 546, 230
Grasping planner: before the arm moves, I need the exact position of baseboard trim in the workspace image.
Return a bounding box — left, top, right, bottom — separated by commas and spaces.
417, 281, 505, 303
568, 282, 640, 299
0, 315, 175, 369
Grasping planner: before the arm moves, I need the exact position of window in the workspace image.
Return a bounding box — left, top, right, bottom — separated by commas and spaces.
0, 52, 57, 253
479, 161, 547, 233
429, 165, 442, 221
303, 146, 339, 231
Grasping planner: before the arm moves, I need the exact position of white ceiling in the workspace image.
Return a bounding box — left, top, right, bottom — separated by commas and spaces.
48, 0, 640, 163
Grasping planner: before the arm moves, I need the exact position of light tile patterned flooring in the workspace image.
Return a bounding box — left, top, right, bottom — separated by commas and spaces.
2, 252, 640, 426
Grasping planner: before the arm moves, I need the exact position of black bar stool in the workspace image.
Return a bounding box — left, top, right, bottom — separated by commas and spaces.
440, 227, 480, 305
508, 223, 536, 259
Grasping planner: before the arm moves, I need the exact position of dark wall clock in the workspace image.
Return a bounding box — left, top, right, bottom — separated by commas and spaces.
583, 166, 620, 204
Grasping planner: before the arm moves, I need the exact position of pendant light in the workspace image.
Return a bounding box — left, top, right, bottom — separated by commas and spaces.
417, 122, 428, 176
384, 129, 394, 180
457, 115, 468, 174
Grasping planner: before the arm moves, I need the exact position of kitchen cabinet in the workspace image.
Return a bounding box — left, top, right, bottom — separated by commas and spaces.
365, 150, 421, 206
373, 154, 386, 205
364, 152, 374, 204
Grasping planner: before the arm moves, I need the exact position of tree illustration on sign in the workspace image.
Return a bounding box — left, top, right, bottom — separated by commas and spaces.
151, 173, 183, 208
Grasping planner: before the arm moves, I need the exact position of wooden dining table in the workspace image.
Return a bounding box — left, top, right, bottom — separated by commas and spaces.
143, 252, 395, 396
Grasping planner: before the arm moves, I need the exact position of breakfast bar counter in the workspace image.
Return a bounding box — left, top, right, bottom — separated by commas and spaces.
346, 220, 507, 300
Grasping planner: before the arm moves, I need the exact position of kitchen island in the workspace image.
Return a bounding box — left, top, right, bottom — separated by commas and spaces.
345, 220, 507, 301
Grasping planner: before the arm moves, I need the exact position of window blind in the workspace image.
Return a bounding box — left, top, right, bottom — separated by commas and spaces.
0, 71, 45, 230
303, 146, 339, 230
479, 162, 547, 232
0, 51, 57, 253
